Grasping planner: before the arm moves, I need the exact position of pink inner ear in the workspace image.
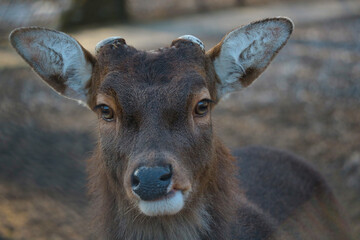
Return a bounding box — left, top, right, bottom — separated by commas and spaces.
270, 27, 281, 38
24, 36, 35, 48
31, 51, 40, 63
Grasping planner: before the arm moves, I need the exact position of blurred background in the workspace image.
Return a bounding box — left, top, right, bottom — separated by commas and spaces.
0, 0, 359, 239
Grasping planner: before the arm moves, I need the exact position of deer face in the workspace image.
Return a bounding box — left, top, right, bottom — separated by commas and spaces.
10, 18, 293, 217
93, 38, 215, 216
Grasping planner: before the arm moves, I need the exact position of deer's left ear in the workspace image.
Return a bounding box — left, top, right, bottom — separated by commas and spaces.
207, 17, 293, 99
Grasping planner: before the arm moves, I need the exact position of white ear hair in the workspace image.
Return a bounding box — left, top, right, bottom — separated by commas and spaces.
210, 17, 293, 99
10, 27, 93, 105
95, 36, 125, 54
178, 35, 205, 52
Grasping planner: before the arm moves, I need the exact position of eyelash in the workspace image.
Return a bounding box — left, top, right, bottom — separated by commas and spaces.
94, 104, 115, 122
93, 98, 213, 121
194, 99, 213, 116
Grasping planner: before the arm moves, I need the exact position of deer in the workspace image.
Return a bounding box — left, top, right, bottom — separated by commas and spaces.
9, 17, 353, 240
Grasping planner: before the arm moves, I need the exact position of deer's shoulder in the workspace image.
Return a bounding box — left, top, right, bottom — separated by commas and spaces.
232, 146, 349, 240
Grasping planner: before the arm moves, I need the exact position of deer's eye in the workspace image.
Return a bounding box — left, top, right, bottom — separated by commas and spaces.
194, 99, 211, 116
95, 104, 114, 122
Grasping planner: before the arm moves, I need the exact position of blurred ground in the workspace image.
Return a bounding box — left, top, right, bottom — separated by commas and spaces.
0, 0, 360, 239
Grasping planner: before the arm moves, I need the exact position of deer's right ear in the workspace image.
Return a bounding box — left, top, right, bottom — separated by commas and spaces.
9, 27, 95, 105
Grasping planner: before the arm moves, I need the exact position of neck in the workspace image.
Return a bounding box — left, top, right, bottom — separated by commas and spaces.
87, 139, 240, 240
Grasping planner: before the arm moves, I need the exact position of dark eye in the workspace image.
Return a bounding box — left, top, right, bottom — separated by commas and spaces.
95, 104, 114, 122
195, 99, 211, 116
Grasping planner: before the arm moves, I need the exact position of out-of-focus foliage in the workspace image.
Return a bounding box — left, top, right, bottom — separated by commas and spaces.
61, 0, 128, 29
0, 0, 70, 37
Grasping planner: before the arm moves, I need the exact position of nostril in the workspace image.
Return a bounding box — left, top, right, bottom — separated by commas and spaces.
160, 165, 172, 181
160, 172, 172, 181
131, 174, 140, 188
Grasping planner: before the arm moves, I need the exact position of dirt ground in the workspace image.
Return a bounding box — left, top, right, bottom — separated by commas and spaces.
0, 12, 359, 240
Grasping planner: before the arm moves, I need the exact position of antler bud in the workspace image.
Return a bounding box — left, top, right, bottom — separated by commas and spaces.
95, 37, 126, 54
177, 35, 205, 52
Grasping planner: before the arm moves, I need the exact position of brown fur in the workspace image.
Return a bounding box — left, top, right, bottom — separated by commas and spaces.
85, 41, 242, 239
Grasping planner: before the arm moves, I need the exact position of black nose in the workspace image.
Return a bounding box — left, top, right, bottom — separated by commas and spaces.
131, 165, 172, 201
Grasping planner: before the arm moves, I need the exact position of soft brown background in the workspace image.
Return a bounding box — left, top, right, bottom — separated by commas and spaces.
0, 0, 359, 239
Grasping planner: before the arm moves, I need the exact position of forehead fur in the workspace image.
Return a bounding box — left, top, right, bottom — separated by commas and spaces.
87, 39, 219, 109
96, 39, 205, 72
95, 40, 214, 92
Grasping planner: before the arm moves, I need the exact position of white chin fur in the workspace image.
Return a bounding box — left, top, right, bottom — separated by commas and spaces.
139, 191, 184, 216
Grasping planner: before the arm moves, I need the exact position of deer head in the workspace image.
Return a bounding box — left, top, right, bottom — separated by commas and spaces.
10, 18, 293, 221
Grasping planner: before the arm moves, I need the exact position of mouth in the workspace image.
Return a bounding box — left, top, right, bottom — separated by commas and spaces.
138, 190, 185, 216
